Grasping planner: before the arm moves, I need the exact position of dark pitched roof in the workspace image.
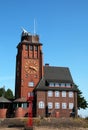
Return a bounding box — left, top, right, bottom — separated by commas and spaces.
35, 65, 77, 91
44, 66, 73, 83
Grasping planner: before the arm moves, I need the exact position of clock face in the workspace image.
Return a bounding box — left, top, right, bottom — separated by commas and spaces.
24, 60, 39, 74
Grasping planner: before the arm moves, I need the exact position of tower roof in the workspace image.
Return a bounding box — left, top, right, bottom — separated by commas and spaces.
20, 28, 40, 43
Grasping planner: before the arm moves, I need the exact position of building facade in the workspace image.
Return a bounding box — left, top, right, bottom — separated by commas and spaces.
15, 30, 43, 98
15, 30, 77, 117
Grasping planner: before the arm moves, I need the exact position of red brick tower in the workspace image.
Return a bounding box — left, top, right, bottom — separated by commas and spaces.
15, 29, 43, 98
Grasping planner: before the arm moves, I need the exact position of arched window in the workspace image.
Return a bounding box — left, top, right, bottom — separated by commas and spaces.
39, 101, 45, 109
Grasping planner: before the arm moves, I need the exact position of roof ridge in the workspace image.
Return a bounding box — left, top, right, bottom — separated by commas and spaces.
44, 65, 69, 69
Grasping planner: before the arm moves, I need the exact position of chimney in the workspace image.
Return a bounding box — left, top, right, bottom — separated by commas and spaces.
45, 63, 49, 66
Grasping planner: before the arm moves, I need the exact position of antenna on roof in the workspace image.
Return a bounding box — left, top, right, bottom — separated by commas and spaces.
34, 19, 36, 35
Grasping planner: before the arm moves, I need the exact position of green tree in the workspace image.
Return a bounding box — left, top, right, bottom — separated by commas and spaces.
0, 87, 14, 99
0, 87, 5, 97
75, 84, 88, 109
5, 88, 13, 99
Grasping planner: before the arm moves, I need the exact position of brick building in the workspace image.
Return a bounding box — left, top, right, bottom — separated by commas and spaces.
15, 29, 77, 117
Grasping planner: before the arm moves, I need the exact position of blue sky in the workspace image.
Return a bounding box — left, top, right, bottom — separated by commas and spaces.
0, 0, 88, 117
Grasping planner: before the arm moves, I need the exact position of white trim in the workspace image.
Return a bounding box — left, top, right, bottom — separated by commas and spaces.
48, 91, 53, 97
48, 102, 53, 109
39, 101, 45, 109
55, 102, 60, 109
62, 103, 67, 109
62, 91, 66, 97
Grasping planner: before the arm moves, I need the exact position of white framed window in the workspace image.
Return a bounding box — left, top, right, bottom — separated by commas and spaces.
39, 101, 45, 109
49, 82, 54, 87
48, 102, 53, 109
61, 83, 65, 87
48, 91, 53, 97
55, 83, 59, 87
55, 91, 60, 97
55, 102, 60, 109
28, 81, 34, 87
62, 91, 66, 97
62, 103, 67, 109
59, 83, 61, 87
69, 103, 74, 109
69, 91, 73, 98
66, 83, 71, 88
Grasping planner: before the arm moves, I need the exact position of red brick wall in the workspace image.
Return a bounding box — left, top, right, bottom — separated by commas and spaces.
15, 35, 43, 98
36, 91, 77, 117
36, 91, 46, 117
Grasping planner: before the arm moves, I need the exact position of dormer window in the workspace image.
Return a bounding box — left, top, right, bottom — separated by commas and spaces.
55, 83, 59, 87
61, 83, 65, 87
49, 82, 54, 87
66, 83, 71, 87
49, 82, 72, 88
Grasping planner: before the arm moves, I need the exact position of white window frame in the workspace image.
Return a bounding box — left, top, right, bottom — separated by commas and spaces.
69, 103, 74, 109
69, 91, 73, 98
28, 81, 34, 87
66, 83, 71, 88
49, 82, 54, 87
55, 83, 59, 87
62, 91, 66, 97
55, 102, 60, 109
48, 91, 53, 97
62, 103, 67, 109
39, 101, 45, 109
48, 102, 53, 109
61, 83, 65, 87
55, 91, 60, 97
